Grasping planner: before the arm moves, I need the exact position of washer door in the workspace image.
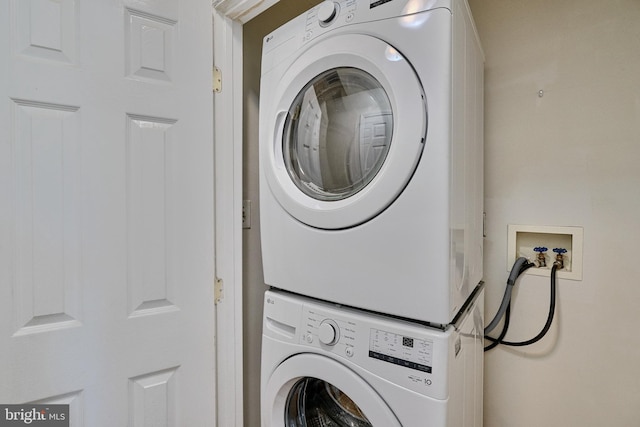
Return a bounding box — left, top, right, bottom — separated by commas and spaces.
263, 354, 401, 426
263, 34, 426, 229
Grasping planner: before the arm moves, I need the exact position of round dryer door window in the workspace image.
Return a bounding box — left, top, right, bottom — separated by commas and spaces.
283, 67, 393, 202
263, 34, 426, 229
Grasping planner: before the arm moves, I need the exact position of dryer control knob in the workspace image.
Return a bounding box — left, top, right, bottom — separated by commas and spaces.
318, 320, 340, 346
317, 1, 338, 24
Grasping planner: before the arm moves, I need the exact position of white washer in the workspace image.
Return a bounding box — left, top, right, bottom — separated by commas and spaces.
259, 0, 484, 325
261, 288, 484, 427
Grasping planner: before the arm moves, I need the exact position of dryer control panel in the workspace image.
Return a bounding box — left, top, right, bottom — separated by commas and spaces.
262, 0, 452, 71
301, 0, 358, 45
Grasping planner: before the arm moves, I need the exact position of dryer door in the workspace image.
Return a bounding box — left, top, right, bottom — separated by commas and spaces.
263, 354, 401, 427
263, 34, 426, 229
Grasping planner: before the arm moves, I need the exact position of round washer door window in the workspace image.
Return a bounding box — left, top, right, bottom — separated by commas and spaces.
263, 354, 402, 427
263, 33, 426, 229
283, 67, 393, 202
285, 377, 372, 426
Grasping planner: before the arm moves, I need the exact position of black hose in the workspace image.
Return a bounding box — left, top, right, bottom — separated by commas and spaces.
485, 263, 558, 350
499, 264, 558, 347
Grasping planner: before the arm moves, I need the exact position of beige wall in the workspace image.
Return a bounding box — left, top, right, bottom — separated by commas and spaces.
244, 0, 640, 426
242, 2, 321, 426
468, 0, 640, 425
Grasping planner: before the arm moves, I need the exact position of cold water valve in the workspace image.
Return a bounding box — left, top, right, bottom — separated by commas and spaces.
553, 248, 567, 269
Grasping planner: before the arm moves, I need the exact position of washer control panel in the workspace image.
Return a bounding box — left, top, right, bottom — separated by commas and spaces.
369, 329, 433, 373
303, 309, 434, 372
262, 289, 481, 400
294, 295, 455, 400
302, 308, 358, 359
318, 319, 340, 345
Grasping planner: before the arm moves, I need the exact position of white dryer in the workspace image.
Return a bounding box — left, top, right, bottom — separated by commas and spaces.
259, 0, 484, 325
261, 288, 484, 427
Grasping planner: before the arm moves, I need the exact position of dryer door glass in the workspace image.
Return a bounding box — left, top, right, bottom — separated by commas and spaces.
283, 67, 393, 201
285, 377, 372, 427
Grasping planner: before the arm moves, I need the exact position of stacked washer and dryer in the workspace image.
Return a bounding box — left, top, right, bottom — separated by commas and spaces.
258, 0, 485, 425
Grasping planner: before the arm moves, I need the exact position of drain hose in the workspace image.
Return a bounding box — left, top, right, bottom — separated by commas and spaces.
484, 257, 531, 335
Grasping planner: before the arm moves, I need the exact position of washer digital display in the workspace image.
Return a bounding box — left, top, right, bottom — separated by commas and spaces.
370, 0, 393, 9
369, 329, 433, 373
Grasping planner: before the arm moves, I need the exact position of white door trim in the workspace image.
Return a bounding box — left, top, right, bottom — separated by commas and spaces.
213, 0, 282, 23
212, 1, 282, 426
213, 9, 245, 427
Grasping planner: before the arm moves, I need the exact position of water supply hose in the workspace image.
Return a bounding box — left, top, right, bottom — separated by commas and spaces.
485, 261, 560, 350
495, 264, 558, 347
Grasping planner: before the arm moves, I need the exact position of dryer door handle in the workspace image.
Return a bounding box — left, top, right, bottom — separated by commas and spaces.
272, 111, 288, 169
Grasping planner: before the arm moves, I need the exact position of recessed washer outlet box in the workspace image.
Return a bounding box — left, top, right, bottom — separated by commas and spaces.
507, 225, 583, 281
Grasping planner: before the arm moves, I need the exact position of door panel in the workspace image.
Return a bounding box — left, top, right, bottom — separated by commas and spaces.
0, 0, 215, 425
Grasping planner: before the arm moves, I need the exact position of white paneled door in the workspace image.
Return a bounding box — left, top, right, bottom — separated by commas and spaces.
0, 0, 216, 425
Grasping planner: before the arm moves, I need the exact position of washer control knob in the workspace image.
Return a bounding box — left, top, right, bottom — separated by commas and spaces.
318, 320, 340, 346
317, 1, 338, 24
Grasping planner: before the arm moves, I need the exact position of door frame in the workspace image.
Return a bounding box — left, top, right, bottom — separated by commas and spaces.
213, 2, 281, 426
213, 10, 243, 427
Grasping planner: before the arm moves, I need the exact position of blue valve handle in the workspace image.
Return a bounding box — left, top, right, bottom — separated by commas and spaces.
534, 247, 548, 253
553, 248, 567, 254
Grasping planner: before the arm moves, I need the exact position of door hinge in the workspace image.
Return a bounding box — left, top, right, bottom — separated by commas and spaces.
213, 66, 222, 93
214, 277, 224, 305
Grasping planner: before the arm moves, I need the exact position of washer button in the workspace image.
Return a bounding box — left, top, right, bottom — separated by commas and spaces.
345, 347, 354, 357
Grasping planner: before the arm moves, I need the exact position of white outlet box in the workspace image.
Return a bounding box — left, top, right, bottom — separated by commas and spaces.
507, 225, 583, 281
